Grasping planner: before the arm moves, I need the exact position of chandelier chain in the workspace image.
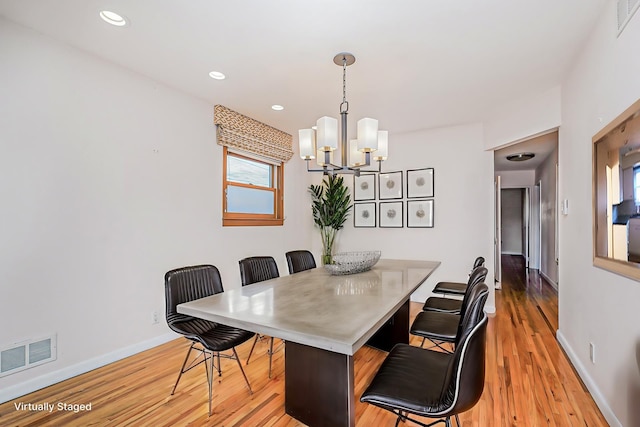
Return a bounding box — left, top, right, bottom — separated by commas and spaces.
340, 56, 349, 114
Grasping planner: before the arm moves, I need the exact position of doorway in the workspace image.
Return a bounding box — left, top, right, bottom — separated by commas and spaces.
493, 130, 559, 289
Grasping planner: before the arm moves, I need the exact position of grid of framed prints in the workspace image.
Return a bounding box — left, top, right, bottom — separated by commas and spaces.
352, 168, 434, 228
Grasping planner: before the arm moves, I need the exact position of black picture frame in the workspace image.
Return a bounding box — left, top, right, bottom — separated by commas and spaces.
407, 199, 434, 228
379, 201, 403, 228
378, 171, 403, 200
354, 174, 376, 201
354, 202, 376, 227
407, 168, 434, 199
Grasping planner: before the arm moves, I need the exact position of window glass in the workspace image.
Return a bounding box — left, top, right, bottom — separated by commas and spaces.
226, 185, 274, 214
635, 167, 640, 204
227, 155, 271, 187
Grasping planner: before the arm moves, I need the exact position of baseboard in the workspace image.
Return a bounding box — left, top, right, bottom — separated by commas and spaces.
0, 332, 178, 404
540, 271, 558, 290
556, 330, 622, 427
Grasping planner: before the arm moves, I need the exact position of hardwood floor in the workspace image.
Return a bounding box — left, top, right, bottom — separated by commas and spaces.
0, 256, 608, 426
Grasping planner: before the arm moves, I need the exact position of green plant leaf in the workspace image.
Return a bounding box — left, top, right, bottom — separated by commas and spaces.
308, 174, 353, 258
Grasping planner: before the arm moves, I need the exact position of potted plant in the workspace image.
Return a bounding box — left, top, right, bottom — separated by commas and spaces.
309, 174, 353, 264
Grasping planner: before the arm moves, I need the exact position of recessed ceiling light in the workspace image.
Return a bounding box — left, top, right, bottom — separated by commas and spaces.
506, 152, 535, 162
209, 71, 226, 80
99, 10, 127, 27
271, 105, 284, 111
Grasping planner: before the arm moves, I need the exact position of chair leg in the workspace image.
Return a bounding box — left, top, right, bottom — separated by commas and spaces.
454, 414, 460, 427
246, 334, 259, 365
215, 351, 222, 377
233, 347, 252, 394
268, 337, 274, 379
171, 343, 194, 395
207, 349, 214, 416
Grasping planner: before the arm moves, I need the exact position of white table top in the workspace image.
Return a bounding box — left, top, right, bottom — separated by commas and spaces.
177, 259, 440, 355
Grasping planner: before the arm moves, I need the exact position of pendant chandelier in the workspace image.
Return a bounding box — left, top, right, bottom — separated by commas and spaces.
298, 53, 388, 176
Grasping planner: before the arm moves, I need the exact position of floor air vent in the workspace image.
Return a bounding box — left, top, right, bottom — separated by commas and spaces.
0, 335, 56, 377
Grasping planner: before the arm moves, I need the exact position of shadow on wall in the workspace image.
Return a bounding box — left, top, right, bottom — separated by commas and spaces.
630, 341, 640, 426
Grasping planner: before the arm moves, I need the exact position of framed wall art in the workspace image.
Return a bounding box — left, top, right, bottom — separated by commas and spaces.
407, 200, 434, 228
379, 201, 403, 228
407, 168, 434, 198
378, 171, 403, 199
354, 202, 376, 227
354, 174, 376, 201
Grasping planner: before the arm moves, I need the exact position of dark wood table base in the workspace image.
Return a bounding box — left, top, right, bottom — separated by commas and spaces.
284, 299, 410, 427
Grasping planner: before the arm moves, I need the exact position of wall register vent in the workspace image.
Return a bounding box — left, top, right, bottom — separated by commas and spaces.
618, 0, 640, 35
0, 335, 57, 377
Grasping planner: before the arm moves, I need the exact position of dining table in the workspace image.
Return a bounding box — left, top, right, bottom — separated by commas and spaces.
177, 258, 440, 427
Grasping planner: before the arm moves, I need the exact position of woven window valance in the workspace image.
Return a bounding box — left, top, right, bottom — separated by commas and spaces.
214, 105, 293, 163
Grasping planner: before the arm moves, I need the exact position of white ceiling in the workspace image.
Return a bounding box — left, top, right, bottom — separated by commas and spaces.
494, 131, 558, 172
0, 0, 606, 141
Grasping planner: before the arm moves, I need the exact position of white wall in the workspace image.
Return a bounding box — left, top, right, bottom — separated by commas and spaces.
497, 170, 536, 188
0, 19, 311, 402
484, 85, 561, 150
535, 147, 558, 286
558, 2, 640, 426
337, 124, 496, 312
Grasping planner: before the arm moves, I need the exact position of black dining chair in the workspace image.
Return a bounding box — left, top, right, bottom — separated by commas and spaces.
361, 285, 488, 427
410, 282, 488, 353
285, 250, 317, 274
424, 266, 488, 313
238, 256, 281, 378
165, 265, 254, 416
430, 264, 487, 297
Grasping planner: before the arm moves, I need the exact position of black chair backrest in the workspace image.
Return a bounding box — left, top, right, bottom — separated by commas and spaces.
285, 250, 317, 274
239, 256, 280, 286
442, 285, 489, 416
472, 256, 485, 270
165, 265, 223, 327
467, 266, 488, 287
460, 267, 488, 328
455, 283, 488, 345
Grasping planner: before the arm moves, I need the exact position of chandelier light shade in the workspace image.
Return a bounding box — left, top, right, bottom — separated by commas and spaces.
316, 116, 339, 152
298, 129, 316, 160
349, 139, 365, 166
357, 118, 379, 152
374, 131, 388, 161
317, 149, 334, 166
299, 52, 388, 175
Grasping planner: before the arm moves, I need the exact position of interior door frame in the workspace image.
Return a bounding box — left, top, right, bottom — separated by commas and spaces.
495, 175, 502, 289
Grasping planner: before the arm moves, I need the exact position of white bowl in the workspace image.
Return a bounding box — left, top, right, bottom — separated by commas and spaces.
324, 251, 382, 275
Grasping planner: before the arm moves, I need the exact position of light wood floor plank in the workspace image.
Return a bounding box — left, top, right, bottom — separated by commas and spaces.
0, 255, 608, 426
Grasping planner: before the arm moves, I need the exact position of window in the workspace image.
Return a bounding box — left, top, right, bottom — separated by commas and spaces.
223, 147, 284, 226
634, 166, 640, 204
